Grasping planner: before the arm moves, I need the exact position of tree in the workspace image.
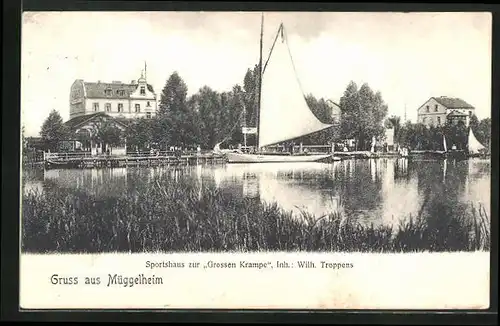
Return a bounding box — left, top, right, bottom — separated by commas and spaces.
240, 64, 261, 146
158, 72, 198, 147
242, 64, 260, 128
40, 109, 69, 151
125, 118, 155, 151
94, 120, 123, 153
195, 86, 224, 149
476, 118, 491, 149
227, 85, 246, 145
339, 82, 388, 150
469, 114, 490, 149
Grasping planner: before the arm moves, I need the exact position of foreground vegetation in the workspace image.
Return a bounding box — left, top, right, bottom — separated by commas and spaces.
21, 174, 490, 253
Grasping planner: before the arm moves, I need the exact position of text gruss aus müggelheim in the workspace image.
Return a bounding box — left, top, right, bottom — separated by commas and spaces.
50, 273, 164, 288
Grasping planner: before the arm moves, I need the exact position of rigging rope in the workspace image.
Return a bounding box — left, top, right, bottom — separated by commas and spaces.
282, 25, 308, 101
216, 105, 246, 146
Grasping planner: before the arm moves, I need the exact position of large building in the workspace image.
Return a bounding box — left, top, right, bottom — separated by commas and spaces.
69, 71, 157, 120
417, 96, 475, 127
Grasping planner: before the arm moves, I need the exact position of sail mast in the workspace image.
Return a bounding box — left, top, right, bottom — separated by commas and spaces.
256, 12, 264, 150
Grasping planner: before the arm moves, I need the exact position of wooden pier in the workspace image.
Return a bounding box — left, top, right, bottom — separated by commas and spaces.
43, 151, 227, 169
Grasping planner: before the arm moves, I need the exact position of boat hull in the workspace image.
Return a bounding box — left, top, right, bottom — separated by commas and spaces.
226, 152, 332, 163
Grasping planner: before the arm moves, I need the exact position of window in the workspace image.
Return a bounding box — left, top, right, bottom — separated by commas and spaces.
105, 88, 112, 96
117, 90, 125, 96
105, 103, 111, 112
423, 117, 427, 123
437, 117, 441, 125
146, 112, 152, 119
426, 105, 430, 113
135, 104, 140, 112
93, 103, 99, 111
140, 86, 146, 95
469, 111, 472, 117
118, 103, 123, 112
434, 104, 438, 112
147, 101, 151, 107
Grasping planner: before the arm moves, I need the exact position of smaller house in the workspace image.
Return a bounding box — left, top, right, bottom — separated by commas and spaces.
64, 112, 129, 156
326, 100, 341, 124
417, 96, 475, 127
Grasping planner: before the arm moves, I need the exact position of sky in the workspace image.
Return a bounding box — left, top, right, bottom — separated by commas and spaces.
21, 11, 492, 137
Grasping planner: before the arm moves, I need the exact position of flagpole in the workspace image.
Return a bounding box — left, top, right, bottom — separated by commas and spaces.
256, 12, 264, 151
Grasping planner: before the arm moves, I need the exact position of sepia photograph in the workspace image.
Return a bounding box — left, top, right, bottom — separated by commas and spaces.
19, 10, 492, 310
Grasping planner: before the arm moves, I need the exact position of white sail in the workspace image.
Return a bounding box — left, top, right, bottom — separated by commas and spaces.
468, 128, 486, 154
258, 26, 332, 148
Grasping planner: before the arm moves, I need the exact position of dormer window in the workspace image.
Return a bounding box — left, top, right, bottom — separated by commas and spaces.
105, 88, 112, 96
116, 90, 125, 96
140, 86, 146, 95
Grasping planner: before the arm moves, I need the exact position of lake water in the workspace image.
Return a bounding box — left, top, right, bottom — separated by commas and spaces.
22, 158, 491, 226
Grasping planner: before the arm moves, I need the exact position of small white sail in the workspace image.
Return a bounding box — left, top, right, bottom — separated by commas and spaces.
258, 26, 332, 148
370, 136, 376, 153
468, 128, 486, 154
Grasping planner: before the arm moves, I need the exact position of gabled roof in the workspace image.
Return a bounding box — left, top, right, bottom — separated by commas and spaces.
64, 112, 130, 131
83, 81, 156, 99
432, 96, 474, 109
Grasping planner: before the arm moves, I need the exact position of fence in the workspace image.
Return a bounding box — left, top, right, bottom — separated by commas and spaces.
22, 150, 45, 166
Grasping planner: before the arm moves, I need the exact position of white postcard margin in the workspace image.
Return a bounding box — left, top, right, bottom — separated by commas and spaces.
20, 251, 490, 310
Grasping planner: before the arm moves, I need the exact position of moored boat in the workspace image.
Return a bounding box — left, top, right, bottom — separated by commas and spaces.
225, 15, 335, 164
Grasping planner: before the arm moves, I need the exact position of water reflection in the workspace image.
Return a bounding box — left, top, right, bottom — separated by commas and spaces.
22, 158, 491, 227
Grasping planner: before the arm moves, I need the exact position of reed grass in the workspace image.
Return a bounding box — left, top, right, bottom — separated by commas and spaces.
21, 174, 491, 253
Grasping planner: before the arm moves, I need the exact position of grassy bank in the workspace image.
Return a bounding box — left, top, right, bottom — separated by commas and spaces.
21, 174, 490, 253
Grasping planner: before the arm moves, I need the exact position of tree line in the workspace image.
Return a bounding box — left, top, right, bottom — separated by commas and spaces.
36, 62, 490, 153
385, 114, 491, 151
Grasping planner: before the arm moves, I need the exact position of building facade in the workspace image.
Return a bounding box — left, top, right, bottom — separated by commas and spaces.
417, 96, 475, 127
69, 72, 157, 120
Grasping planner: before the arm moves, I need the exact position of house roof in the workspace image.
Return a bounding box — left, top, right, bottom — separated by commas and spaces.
83, 81, 156, 99
432, 96, 474, 109
64, 112, 130, 131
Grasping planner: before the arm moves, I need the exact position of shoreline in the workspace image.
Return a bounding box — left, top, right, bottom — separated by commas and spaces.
21, 173, 491, 254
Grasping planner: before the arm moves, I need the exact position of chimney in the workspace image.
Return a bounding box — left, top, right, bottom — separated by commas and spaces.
112, 80, 122, 84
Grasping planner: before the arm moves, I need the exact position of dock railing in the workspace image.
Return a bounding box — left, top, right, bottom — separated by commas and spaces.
42, 149, 220, 161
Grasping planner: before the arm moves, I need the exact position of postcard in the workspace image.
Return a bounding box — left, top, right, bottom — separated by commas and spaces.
20, 11, 491, 310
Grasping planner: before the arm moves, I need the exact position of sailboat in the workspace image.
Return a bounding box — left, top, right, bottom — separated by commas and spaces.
467, 127, 487, 157
226, 15, 334, 164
